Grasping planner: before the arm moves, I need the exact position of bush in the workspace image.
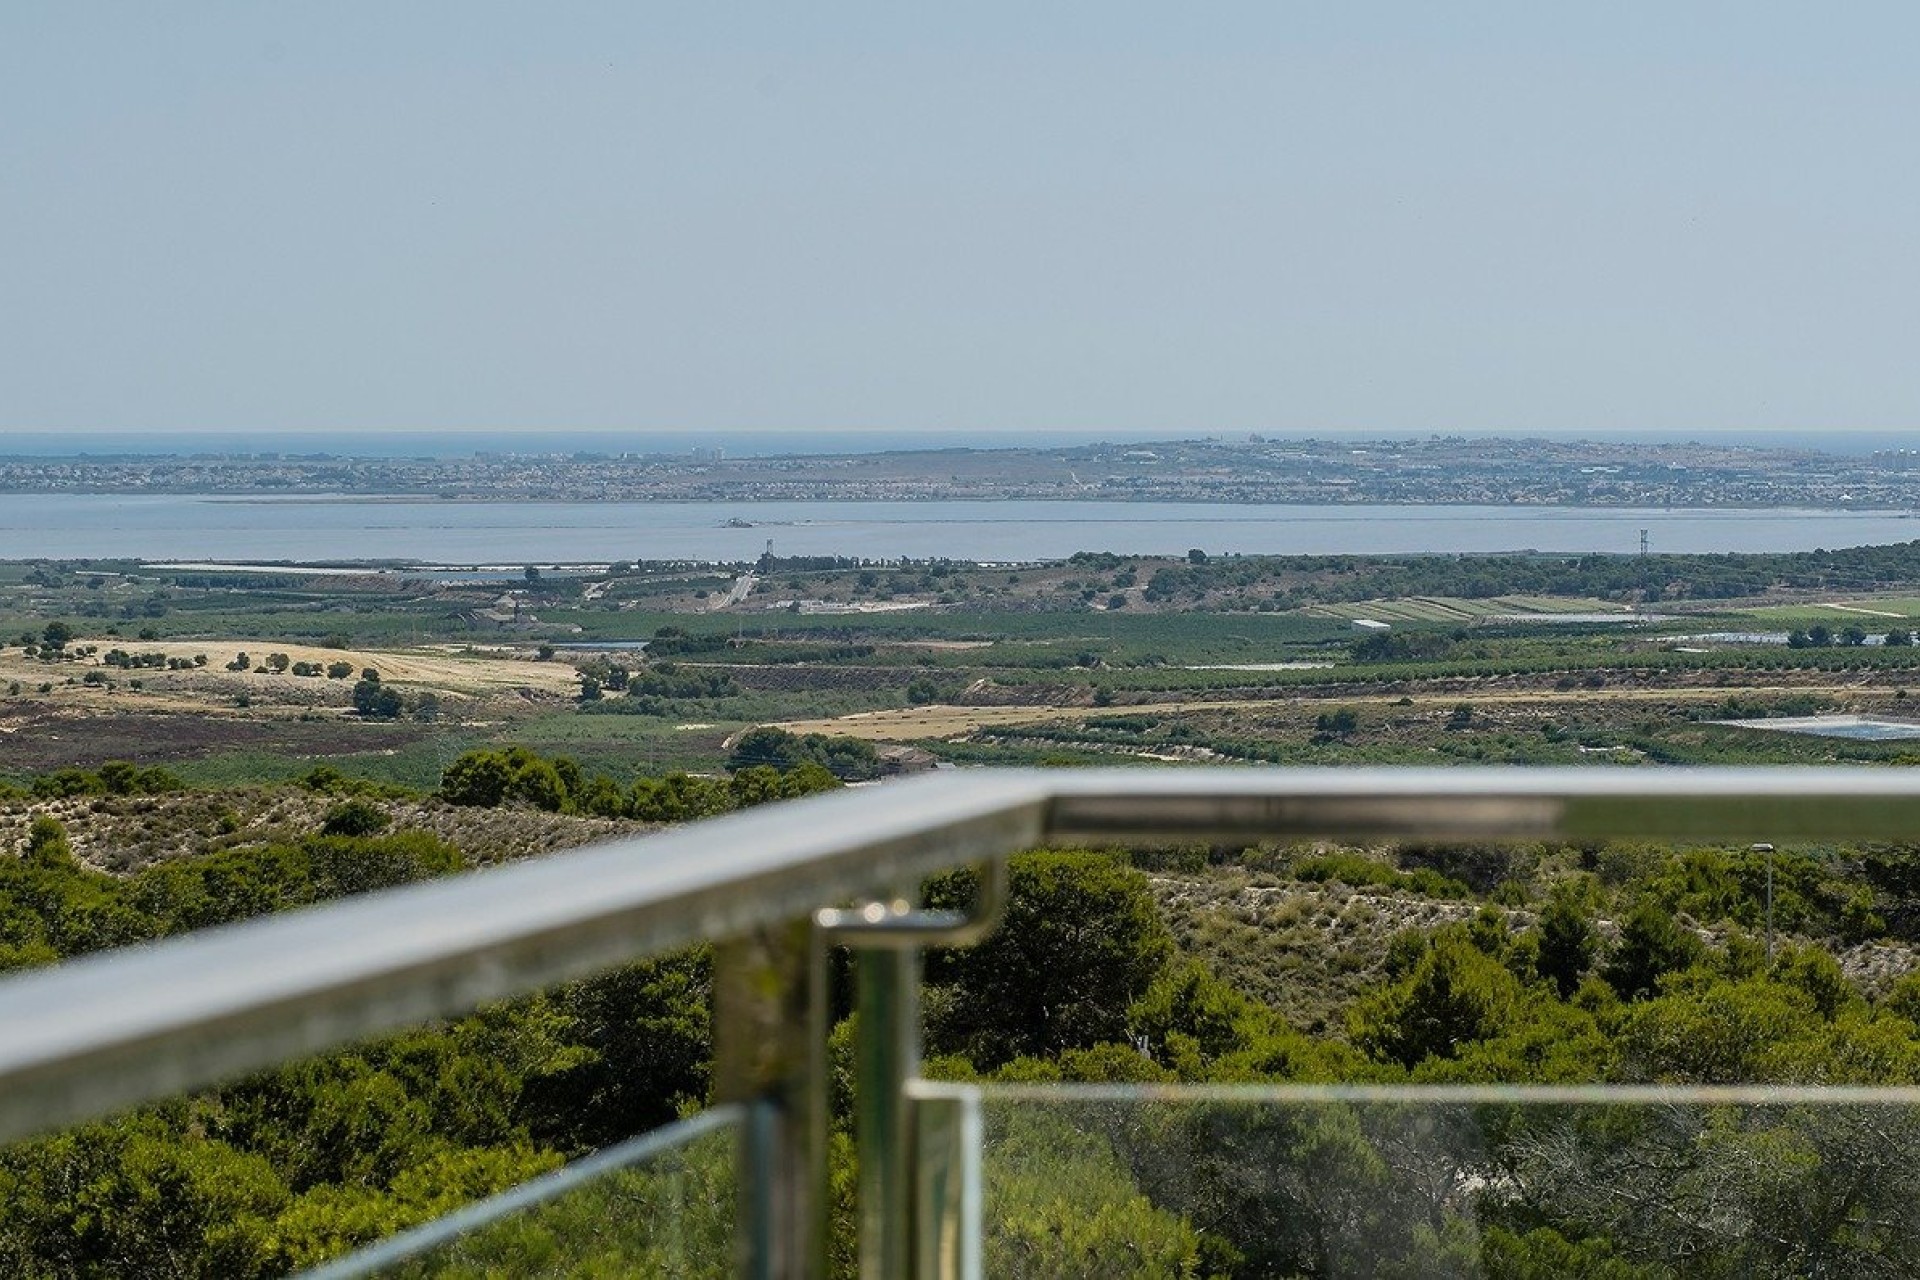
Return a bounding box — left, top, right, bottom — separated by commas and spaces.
1294, 853, 1469, 899
320, 800, 389, 838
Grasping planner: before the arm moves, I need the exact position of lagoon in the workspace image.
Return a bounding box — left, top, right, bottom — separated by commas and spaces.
4, 494, 1919, 563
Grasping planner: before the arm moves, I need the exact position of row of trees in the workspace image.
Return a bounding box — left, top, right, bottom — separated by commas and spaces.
437, 745, 841, 822
1140, 539, 1920, 606
4, 760, 183, 801
1786, 622, 1916, 648
723, 727, 883, 779
226, 652, 360, 679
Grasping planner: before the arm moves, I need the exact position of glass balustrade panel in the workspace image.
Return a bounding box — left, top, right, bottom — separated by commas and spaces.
922, 1083, 1920, 1279
307, 1106, 739, 1280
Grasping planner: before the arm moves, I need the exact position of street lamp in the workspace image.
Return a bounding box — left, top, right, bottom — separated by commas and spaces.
1752, 843, 1776, 965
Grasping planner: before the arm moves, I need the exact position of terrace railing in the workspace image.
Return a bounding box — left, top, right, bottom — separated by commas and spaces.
4, 767, 1920, 1276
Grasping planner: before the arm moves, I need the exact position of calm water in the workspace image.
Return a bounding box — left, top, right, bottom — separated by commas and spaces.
4, 494, 1918, 563
1718, 716, 1920, 741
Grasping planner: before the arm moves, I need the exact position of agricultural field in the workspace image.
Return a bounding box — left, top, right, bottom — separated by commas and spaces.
13, 543, 1920, 1272
1742, 598, 1920, 623
15, 544, 1920, 785
1302, 594, 1631, 622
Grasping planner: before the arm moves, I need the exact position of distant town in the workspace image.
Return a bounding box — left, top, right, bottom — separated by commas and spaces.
7, 435, 1920, 509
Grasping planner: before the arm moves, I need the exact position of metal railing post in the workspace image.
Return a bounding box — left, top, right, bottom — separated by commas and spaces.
715, 920, 826, 1280
819, 862, 1008, 1279
856, 937, 920, 1278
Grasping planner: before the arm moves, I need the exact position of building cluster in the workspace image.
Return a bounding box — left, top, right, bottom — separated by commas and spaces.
2, 437, 1916, 509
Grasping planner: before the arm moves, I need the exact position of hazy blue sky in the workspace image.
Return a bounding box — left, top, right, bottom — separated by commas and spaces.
5, 4, 1919, 440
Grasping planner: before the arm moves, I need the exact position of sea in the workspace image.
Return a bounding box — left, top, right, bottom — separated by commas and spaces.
3, 494, 1917, 564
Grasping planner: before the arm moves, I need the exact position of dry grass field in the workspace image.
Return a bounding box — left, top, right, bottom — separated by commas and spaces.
0, 638, 583, 775
0, 637, 577, 709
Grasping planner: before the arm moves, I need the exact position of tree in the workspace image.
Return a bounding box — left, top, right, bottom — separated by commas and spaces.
265, 653, 291, 673
98, 760, 141, 796
505, 757, 567, 811
440, 752, 513, 808
725, 727, 881, 780
438, 748, 601, 813
1888, 628, 1913, 647
1350, 933, 1524, 1068
629, 773, 729, 823
516, 956, 712, 1152
1536, 885, 1597, 999
1314, 709, 1358, 739
0, 1117, 290, 1278
40, 621, 72, 650
1601, 900, 1705, 1001
1839, 624, 1869, 647
1807, 623, 1833, 647
923, 852, 1173, 1066
727, 726, 803, 773
23, 816, 74, 870
350, 677, 403, 720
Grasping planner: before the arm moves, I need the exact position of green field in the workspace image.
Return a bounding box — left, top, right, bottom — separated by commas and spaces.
1305, 594, 1635, 623
1743, 598, 1920, 624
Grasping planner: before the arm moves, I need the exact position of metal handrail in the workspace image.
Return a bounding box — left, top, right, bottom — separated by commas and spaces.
3, 765, 1920, 1145
0, 769, 1050, 1145
6, 765, 1920, 1277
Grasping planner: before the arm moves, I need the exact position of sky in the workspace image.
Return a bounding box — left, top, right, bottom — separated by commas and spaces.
4, 4, 1920, 442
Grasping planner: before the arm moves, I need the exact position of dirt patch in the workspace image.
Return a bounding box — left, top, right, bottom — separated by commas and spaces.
0, 704, 428, 773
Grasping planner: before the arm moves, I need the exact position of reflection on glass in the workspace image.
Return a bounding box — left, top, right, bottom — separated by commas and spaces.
950, 1084, 1920, 1279
307, 1107, 736, 1280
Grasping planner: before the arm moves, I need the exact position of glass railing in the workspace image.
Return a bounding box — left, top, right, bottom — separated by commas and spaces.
911, 1080, 1920, 1279
307, 1106, 740, 1279
6, 768, 1920, 1277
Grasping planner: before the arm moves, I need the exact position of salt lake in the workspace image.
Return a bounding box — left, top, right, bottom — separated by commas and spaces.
4, 494, 1919, 563
1714, 715, 1920, 741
